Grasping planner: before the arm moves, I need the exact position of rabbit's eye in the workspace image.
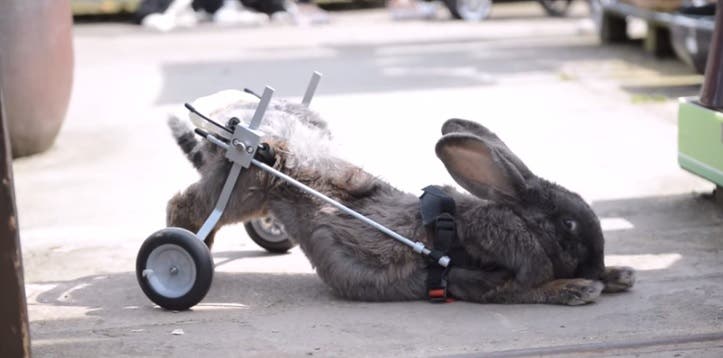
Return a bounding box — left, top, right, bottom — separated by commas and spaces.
562, 219, 578, 232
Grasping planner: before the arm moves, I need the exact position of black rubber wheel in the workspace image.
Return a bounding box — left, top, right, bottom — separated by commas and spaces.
589, 0, 628, 43
538, 0, 573, 17
136, 227, 214, 310
444, 0, 492, 21
244, 217, 295, 253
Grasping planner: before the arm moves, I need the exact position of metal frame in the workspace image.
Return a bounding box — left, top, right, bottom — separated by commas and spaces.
190, 72, 450, 268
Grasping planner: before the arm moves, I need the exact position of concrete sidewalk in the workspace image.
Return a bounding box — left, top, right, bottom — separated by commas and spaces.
13, 4, 723, 357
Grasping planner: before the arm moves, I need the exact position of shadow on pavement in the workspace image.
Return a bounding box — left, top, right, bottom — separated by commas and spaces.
622, 83, 703, 101
33, 271, 332, 314
29, 270, 336, 357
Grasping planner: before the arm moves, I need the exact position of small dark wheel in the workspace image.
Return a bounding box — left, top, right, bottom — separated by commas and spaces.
136, 227, 214, 310
538, 0, 573, 17
444, 0, 492, 21
244, 216, 295, 253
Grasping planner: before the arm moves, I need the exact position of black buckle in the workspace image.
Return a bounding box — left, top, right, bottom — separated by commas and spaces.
435, 214, 456, 233
428, 266, 448, 303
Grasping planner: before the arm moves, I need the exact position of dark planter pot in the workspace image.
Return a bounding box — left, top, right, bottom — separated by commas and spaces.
0, 0, 74, 158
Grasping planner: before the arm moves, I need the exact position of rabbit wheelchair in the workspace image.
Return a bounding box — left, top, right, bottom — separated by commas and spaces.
135, 73, 451, 310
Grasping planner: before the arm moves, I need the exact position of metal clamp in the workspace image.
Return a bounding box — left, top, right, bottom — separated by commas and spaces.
224, 86, 273, 168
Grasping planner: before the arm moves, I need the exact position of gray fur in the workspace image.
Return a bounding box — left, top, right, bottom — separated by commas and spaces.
167, 110, 635, 305
169, 99, 333, 172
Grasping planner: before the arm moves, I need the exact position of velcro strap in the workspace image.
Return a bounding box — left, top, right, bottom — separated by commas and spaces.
426, 214, 458, 302
420, 186, 459, 303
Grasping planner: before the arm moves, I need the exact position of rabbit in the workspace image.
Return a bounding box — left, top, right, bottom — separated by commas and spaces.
166, 99, 635, 304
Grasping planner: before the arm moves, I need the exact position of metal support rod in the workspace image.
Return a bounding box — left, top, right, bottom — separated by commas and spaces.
249, 86, 274, 130
196, 162, 243, 241
198, 132, 449, 266
250, 158, 450, 267
0, 88, 31, 357
302, 71, 322, 107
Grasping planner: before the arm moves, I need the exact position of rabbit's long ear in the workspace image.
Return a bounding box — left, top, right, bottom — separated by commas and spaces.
436, 133, 527, 201
441, 118, 532, 178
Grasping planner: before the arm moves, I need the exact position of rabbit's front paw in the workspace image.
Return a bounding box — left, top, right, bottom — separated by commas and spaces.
602, 266, 636, 293
559, 279, 604, 306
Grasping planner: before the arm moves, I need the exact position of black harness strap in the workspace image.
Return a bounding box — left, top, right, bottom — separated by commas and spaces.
420, 186, 463, 303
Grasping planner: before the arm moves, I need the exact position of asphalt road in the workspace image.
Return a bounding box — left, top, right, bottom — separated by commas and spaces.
13, 2, 723, 357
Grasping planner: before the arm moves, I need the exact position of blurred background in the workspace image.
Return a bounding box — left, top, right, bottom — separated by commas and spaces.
2, 0, 722, 356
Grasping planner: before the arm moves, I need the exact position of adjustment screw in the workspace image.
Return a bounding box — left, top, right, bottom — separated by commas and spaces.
232, 139, 246, 151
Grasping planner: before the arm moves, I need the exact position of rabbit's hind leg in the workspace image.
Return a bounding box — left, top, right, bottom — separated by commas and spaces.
167, 183, 219, 249
601, 266, 636, 293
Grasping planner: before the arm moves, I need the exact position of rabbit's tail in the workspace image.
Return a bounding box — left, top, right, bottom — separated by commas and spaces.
168, 115, 204, 170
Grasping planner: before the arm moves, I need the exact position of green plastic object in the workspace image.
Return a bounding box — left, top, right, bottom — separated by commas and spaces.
678, 98, 723, 186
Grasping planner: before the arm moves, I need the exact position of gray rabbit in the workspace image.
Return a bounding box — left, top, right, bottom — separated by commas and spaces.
167, 101, 635, 305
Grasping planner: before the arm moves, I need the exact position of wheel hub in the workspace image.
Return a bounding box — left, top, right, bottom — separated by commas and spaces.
251, 217, 287, 242
145, 244, 197, 299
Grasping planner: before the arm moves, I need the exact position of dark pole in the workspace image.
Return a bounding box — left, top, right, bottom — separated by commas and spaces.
699, 0, 723, 109
0, 87, 31, 356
